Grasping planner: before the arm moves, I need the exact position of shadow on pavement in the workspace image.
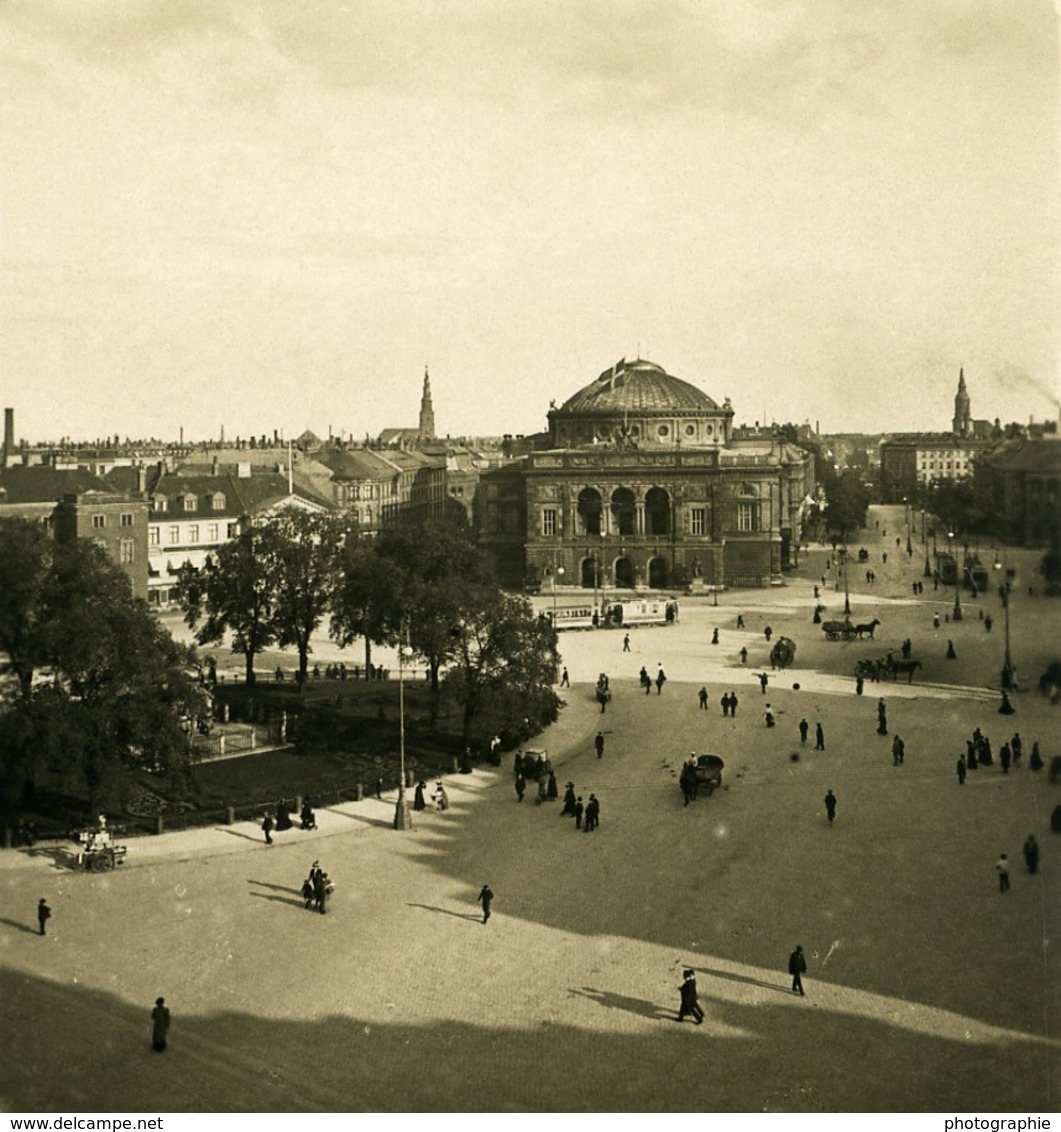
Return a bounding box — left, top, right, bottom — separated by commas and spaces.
569, 985, 674, 1023
406, 902, 481, 922
0, 916, 44, 935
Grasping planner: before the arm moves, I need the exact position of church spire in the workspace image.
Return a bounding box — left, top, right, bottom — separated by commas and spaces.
419, 365, 436, 440
952, 367, 971, 437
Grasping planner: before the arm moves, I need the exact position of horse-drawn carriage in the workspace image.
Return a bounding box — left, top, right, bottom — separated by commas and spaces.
769, 636, 797, 669
694, 755, 725, 796
75, 816, 127, 872
822, 618, 880, 642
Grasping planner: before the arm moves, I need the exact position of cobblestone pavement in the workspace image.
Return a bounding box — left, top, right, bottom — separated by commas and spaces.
2, 507, 1059, 1112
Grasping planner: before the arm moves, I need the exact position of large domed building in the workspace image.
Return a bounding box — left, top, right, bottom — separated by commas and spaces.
478, 357, 814, 592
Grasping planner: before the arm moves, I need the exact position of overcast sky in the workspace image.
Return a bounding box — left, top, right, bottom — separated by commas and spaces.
2, 1, 1058, 444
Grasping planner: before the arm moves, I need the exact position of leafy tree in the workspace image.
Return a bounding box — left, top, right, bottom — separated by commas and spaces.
329, 535, 399, 675
0, 541, 203, 812
262, 510, 344, 685
0, 519, 54, 702
176, 525, 276, 685
443, 591, 560, 748
372, 516, 497, 720
825, 470, 870, 539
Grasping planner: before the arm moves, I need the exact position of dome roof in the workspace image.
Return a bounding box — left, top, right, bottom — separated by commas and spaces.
556, 358, 721, 414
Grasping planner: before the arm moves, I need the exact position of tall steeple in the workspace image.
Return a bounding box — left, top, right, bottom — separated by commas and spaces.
952, 368, 971, 437
419, 365, 436, 440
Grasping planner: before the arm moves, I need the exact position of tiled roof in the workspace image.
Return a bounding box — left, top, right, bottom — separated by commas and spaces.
0, 466, 108, 503
985, 438, 1061, 474
556, 358, 721, 414
316, 448, 400, 481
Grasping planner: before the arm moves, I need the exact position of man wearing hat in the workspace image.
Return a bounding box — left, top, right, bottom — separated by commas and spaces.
677, 969, 704, 1024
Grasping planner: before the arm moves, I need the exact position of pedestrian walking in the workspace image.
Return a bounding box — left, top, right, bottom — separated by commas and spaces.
623, 633, 630, 652
515, 773, 526, 803
561, 781, 576, 814
711, 628, 720, 645
37, 897, 51, 936
856, 674, 864, 696
815, 723, 825, 751
560, 667, 570, 688
313, 866, 330, 913
956, 755, 966, 785
677, 969, 704, 1025
585, 794, 600, 832
759, 672, 769, 694
536, 775, 548, 804
478, 884, 493, 924
892, 735, 905, 766
698, 686, 709, 710
1022, 835, 1039, 874
547, 770, 558, 800
729, 692, 739, 717
1000, 743, 1011, 774
679, 758, 697, 806
595, 731, 605, 759
946, 640, 957, 660
261, 813, 274, 845
764, 705, 775, 728
151, 997, 171, 1053
1011, 733, 1023, 766
414, 779, 427, 811
824, 789, 837, 826
877, 703, 888, 736
739, 646, 748, 665
799, 718, 809, 745
933, 613, 941, 630
574, 796, 584, 830
736, 614, 745, 629
720, 692, 730, 717
788, 945, 807, 996
996, 853, 1010, 893
655, 667, 667, 695
764, 626, 773, 642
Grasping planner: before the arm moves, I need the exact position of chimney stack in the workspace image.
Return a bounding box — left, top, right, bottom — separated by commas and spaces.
3, 408, 13, 467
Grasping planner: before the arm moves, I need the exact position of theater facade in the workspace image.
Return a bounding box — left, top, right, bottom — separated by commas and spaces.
477, 358, 814, 593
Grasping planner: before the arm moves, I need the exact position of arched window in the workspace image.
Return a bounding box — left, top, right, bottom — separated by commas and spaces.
645, 487, 670, 537
577, 487, 603, 536
610, 487, 636, 537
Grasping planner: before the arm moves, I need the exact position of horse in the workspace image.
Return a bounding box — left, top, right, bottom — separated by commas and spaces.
855, 618, 881, 639
887, 658, 922, 684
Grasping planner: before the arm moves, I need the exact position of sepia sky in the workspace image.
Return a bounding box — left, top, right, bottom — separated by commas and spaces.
1, 0, 1058, 444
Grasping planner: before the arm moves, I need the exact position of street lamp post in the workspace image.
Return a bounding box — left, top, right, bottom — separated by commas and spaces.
842, 543, 851, 617
551, 555, 565, 625
948, 531, 963, 621
393, 629, 414, 831
922, 509, 931, 577
904, 498, 912, 556
994, 557, 1015, 690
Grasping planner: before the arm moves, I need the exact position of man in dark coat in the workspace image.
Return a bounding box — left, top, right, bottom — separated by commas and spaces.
815, 723, 825, 751
799, 718, 809, 745
1023, 836, 1039, 874
595, 731, 605, 759
37, 898, 51, 936
698, 686, 709, 710
478, 884, 493, 924
261, 813, 274, 845
585, 794, 600, 831
677, 969, 704, 1024
824, 790, 837, 826
515, 773, 526, 803
561, 782, 576, 815
151, 997, 171, 1052
573, 796, 584, 830
789, 945, 807, 996
956, 755, 966, 785
892, 735, 905, 766
655, 668, 667, 695
729, 692, 739, 717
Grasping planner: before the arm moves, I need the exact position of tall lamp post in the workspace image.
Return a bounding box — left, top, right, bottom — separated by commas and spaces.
922, 509, 931, 577
948, 530, 963, 621
904, 497, 912, 556
551, 556, 565, 625
842, 542, 851, 617
393, 627, 414, 831
994, 556, 1015, 690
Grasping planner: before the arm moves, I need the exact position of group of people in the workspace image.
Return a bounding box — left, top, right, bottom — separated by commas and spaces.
638, 666, 667, 694
512, 750, 559, 805
414, 779, 449, 811
300, 860, 333, 914
261, 799, 316, 843
559, 783, 601, 831
957, 728, 1042, 780
996, 836, 1039, 892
